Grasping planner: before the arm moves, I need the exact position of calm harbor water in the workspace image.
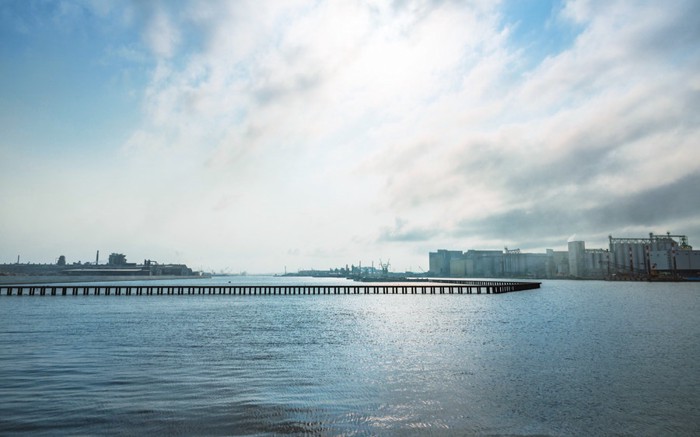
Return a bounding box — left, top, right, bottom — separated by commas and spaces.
1, 277, 698, 436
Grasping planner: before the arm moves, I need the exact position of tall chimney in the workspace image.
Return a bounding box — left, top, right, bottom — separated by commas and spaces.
96, 250, 99, 266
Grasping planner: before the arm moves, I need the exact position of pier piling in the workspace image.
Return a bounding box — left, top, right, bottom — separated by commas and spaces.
0, 280, 540, 297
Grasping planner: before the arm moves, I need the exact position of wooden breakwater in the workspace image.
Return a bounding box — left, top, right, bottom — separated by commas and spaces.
0, 280, 540, 296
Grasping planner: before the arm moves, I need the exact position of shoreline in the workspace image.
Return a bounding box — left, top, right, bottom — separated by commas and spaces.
0, 275, 210, 286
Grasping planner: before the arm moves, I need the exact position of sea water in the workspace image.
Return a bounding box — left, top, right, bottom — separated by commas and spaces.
1, 278, 698, 435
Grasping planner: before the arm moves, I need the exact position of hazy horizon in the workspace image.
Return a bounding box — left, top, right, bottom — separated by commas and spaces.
2, 0, 699, 273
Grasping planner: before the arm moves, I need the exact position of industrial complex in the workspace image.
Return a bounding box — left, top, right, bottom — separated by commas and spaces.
0, 251, 204, 283
4, 233, 698, 283
430, 232, 700, 281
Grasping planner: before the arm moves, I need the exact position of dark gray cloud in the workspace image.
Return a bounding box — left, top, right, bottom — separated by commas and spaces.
378, 218, 439, 242
591, 172, 700, 229
455, 80, 700, 205
622, 0, 700, 62
454, 171, 700, 245
454, 206, 577, 243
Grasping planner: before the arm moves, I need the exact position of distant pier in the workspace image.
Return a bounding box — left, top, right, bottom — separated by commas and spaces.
0, 280, 540, 296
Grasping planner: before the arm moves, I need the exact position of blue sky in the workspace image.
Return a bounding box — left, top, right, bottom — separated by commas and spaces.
1, 0, 699, 273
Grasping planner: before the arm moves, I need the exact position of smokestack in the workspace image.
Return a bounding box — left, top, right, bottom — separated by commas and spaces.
17, 255, 20, 264
96, 250, 99, 266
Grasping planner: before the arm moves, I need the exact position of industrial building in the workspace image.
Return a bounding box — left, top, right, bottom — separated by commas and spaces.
567, 241, 608, 279
608, 233, 699, 279
0, 251, 201, 280
429, 232, 700, 280
430, 248, 558, 279
428, 250, 464, 277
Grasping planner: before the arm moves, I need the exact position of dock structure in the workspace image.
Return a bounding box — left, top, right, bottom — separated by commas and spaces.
0, 280, 540, 296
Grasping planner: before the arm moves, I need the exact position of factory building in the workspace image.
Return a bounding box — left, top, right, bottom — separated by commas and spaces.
429, 231, 699, 280
583, 249, 608, 278
609, 233, 700, 279
463, 250, 504, 277
547, 249, 570, 277
439, 250, 506, 278
428, 250, 464, 277
568, 241, 586, 277
1, 252, 200, 279
567, 241, 608, 278
432, 248, 558, 279
502, 249, 550, 278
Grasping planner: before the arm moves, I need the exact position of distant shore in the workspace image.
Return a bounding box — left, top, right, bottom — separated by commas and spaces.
0, 275, 210, 286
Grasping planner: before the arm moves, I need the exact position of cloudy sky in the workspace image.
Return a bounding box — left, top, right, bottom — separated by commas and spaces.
1, 0, 699, 273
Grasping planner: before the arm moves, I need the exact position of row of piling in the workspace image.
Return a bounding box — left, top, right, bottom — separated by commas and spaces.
1, 281, 540, 296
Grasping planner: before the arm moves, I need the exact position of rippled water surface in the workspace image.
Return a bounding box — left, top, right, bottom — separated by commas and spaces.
1, 278, 699, 435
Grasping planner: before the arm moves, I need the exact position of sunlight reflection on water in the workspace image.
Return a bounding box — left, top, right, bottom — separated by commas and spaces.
1, 278, 699, 435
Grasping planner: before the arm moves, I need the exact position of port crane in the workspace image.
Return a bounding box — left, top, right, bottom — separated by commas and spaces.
378, 259, 391, 275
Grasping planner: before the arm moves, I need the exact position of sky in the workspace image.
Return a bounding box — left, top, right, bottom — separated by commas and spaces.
1, 0, 699, 273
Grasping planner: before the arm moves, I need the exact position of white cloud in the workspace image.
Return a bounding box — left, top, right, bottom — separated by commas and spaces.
144, 6, 180, 59
120, 0, 700, 269
2, 0, 699, 271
